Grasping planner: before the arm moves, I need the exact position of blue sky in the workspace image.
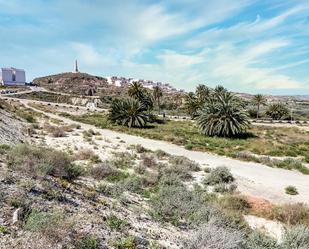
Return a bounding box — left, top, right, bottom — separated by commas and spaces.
0, 0, 309, 94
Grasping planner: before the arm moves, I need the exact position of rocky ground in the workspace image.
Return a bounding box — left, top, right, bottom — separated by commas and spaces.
0, 108, 26, 145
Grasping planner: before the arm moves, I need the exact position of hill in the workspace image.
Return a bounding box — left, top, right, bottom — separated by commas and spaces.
33, 72, 109, 95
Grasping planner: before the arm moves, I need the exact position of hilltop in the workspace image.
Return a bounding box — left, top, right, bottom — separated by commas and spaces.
33, 72, 109, 95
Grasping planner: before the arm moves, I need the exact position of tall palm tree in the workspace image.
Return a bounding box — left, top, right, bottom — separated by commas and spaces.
174, 93, 183, 118
214, 85, 227, 96
128, 81, 144, 100
252, 94, 267, 119
153, 86, 163, 114
184, 92, 199, 119
197, 91, 250, 137
195, 84, 210, 107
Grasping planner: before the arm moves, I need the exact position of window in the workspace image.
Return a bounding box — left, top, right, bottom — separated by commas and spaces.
12, 71, 16, 81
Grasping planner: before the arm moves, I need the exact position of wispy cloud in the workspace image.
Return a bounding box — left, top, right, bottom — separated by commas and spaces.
0, 0, 308, 94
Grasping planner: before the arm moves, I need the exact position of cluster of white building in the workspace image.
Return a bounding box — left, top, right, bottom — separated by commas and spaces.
106, 76, 183, 93
0, 67, 26, 86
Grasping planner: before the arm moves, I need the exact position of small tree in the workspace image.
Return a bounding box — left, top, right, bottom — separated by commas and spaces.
266, 103, 289, 120
252, 94, 267, 119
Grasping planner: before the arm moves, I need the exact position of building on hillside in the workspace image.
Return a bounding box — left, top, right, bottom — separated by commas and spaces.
0, 67, 26, 86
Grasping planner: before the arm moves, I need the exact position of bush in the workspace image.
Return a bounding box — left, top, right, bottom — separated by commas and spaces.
89, 162, 119, 180
140, 154, 157, 168
111, 152, 135, 169
24, 210, 70, 241
51, 127, 65, 137
219, 195, 250, 213
74, 235, 99, 249
75, 149, 96, 160
150, 182, 213, 225
246, 231, 279, 249
106, 214, 128, 231
168, 155, 200, 172
154, 149, 169, 159
285, 185, 298, 195
281, 225, 309, 249
185, 222, 245, 249
7, 144, 83, 181
204, 166, 234, 185
268, 203, 309, 226
135, 144, 149, 153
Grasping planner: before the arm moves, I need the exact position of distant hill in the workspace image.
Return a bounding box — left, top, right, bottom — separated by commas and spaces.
33, 72, 109, 95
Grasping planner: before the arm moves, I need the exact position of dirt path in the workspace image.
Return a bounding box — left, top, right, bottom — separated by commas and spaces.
20, 100, 309, 205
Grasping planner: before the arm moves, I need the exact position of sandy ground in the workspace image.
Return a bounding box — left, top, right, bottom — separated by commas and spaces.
18, 99, 309, 206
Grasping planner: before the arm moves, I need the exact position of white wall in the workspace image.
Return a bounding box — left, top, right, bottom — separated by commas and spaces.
1, 68, 26, 85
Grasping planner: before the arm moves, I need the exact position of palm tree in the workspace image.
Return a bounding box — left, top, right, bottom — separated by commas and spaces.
184, 92, 199, 119
252, 94, 267, 119
266, 103, 289, 120
153, 86, 163, 114
108, 98, 147, 128
174, 93, 183, 118
197, 91, 250, 137
214, 85, 227, 96
195, 84, 210, 107
128, 81, 144, 100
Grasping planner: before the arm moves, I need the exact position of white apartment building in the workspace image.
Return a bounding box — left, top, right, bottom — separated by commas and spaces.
0, 67, 26, 86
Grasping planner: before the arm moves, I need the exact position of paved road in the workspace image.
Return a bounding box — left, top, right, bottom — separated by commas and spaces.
19, 99, 309, 205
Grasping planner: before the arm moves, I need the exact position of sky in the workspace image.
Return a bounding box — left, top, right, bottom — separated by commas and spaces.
0, 0, 309, 95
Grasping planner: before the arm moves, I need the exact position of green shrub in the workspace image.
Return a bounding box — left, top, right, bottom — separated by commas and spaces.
204, 166, 234, 185
168, 155, 200, 172
24, 210, 62, 232
74, 235, 99, 249
106, 214, 128, 231
112, 236, 136, 249
154, 149, 169, 159
111, 152, 135, 169
281, 225, 309, 249
24, 210, 70, 241
285, 185, 298, 195
185, 143, 193, 150
246, 231, 279, 249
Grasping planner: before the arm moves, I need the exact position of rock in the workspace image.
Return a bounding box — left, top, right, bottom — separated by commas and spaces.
12, 208, 21, 225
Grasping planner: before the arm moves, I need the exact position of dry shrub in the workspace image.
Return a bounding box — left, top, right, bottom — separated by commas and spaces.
140, 154, 157, 168
7, 144, 83, 181
51, 127, 65, 137
75, 148, 96, 160
89, 161, 119, 180
185, 222, 245, 249
268, 203, 309, 226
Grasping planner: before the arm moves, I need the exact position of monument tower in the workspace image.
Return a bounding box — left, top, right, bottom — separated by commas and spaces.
74, 59, 79, 73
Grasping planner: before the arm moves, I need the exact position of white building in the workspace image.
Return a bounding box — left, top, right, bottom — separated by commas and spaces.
0, 67, 26, 86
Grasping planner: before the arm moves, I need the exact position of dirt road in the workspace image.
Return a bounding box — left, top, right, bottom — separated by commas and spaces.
20, 100, 309, 205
